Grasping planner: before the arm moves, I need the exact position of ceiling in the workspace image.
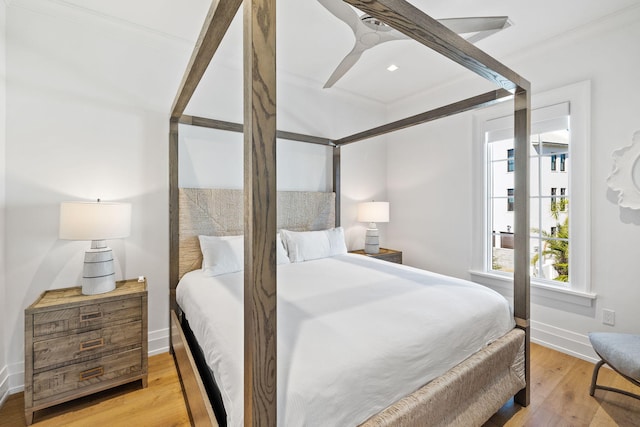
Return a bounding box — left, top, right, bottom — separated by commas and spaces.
53, 0, 638, 105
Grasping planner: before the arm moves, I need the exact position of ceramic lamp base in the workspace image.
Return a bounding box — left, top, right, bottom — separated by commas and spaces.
82, 245, 116, 295
364, 227, 380, 254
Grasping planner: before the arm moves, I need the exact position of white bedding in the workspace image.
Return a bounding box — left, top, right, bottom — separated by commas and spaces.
176, 254, 514, 427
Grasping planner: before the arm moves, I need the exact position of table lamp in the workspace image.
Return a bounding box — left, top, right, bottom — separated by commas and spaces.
357, 201, 389, 254
59, 200, 132, 295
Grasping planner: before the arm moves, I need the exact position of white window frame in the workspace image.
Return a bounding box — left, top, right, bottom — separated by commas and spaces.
470, 81, 595, 307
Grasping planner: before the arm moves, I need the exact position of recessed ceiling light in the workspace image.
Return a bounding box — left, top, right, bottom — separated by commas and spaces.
387, 64, 399, 72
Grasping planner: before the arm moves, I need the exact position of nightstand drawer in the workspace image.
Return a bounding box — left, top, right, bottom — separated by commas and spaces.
33, 298, 142, 337
33, 320, 142, 371
32, 347, 142, 402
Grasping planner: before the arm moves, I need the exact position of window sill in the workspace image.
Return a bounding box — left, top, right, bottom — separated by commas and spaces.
469, 270, 596, 307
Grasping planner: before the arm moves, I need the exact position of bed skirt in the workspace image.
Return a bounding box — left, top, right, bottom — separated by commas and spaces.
360, 328, 526, 427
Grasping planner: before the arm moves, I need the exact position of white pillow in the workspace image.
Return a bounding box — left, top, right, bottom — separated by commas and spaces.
199, 234, 290, 277
199, 235, 244, 276
279, 227, 347, 263
276, 233, 291, 265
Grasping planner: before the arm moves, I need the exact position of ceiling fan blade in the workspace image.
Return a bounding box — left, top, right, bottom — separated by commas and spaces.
317, 0, 361, 33
324, 46, 365, 88
438, 16, 511, 35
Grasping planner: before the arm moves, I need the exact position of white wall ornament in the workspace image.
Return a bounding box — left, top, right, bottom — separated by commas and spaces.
608, 131, 640, 210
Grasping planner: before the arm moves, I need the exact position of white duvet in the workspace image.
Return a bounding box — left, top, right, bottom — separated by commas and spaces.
176, 254, 514, 426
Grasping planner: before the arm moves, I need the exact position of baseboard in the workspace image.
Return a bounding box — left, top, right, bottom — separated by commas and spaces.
530, 320, 599, 363
8, 361, 24, 394
149, 327, 170, 356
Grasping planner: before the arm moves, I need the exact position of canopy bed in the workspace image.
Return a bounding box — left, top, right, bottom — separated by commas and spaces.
168, 0, 531, 426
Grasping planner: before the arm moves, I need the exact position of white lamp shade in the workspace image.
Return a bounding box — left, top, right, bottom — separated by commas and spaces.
357, 202, 390, 223
59, 201, 132, 241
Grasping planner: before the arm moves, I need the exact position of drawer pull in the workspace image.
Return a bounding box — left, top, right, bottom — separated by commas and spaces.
79, 338, 104, 351
80, 311, 103, 322
79, 366, 104, 381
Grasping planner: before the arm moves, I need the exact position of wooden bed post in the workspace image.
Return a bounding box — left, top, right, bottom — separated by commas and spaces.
513, 86, 531, 406
244, 0, 278, 425
169, 120, 179, 313
333, 146, 341, 227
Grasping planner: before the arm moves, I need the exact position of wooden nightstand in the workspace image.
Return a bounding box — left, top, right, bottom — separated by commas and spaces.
24, 278, 148, 425
349, 248, 403, 264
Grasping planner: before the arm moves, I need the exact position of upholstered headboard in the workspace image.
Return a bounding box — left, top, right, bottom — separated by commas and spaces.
178, 188, 336, 279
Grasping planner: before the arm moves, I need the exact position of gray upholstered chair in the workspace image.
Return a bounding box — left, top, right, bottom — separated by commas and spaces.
589, 332, 640, 400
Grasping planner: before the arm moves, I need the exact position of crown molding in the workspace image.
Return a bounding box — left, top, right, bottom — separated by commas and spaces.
8, 0, 195, 45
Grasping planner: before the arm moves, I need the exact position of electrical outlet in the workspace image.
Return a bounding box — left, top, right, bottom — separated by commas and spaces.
603, 309, 615, 326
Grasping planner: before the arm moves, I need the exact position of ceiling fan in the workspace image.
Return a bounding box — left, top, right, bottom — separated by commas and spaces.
318, 0, 512, 88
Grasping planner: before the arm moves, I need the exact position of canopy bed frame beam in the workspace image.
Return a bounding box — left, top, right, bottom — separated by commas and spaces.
335, 88, 512, 146
170, 0, 243, 120
169, 0, 531, 424
178, 115, 335, 146
176, 89, 514, 149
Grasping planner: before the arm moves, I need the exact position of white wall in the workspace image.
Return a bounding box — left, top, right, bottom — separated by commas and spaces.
386, 7, 640, 360
2, 0, 387, 393
179, 57, 389, 249
0, 0, 8, 405
178, 123, 389, 250
2, 0, 188, 391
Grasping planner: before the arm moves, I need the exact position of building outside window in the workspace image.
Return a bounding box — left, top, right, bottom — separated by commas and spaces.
485, 104, 570, 283
507, 149, 515, 172
507, 188, 514, 212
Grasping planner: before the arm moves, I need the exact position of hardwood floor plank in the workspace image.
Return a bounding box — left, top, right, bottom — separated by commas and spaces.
544, 359, 603, 424
590, 370, 640, 427
484, 343, 639, 426
0, 353, 189, 427
2, 343, 638, 426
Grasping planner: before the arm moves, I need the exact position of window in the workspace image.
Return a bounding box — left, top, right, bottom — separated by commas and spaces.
489, 126, 570, 283
507, 149, 515, 172
472, 81, 592, 300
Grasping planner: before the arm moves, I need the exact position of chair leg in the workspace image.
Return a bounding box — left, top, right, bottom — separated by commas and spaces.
590, 359, 640, 400
590, 359, 605, 397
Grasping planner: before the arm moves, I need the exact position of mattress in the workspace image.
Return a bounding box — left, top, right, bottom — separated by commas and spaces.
176, 254, 515, 427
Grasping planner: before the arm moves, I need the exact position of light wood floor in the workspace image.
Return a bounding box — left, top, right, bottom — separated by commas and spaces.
1, 344, 638, 426
0, 352, 191, 426
484, 343, 640, 427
